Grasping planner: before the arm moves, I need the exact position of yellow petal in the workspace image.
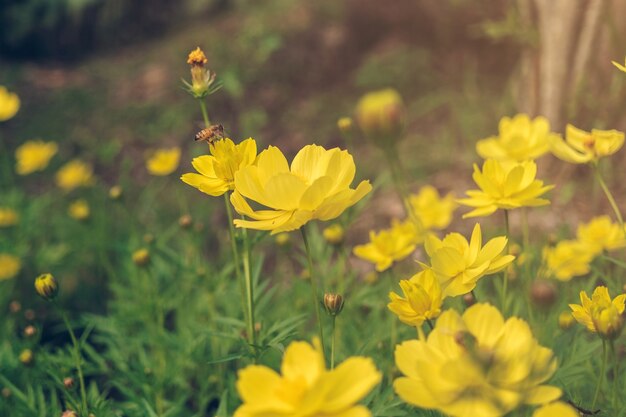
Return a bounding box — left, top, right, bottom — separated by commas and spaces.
320, 357, 381, 413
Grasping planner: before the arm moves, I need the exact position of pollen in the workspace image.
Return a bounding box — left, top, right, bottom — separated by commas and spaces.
187, 47, 208, 66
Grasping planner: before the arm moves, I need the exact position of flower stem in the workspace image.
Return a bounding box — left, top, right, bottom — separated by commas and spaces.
594, 165, 624, 230
383, 148, 424, 231
501, 209, 510, 314
330, 315, 337, 370
611, 340, 618, 410
241, 225, 258, 361
301, 226, 326, 364
59, 309, 88, 416
198, 100, 211, 127
592, 339, 608, 409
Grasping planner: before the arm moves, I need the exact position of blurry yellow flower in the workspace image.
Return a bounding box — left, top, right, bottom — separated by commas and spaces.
570, 286, 626, 339
231, 144, 371, 234
532, 402, 578, 417
0, 208, 19, 227
549, 124, 624, 164
612, 58, 626, 73
146, 147, 181, 176
476, 114, 553, 163
235, 339, 381, 417
0, 86, 20, 121
274, 232, 291, 247
55, 160, 94, 191
394, 303, 561, 417
409, 185, 456, 230
354, 219, 421, 272
68, 199, 90, 221
422, 223, 515, 297
132, 248, 150, 266
543, 240, 593, 281
355, 89, 405, 146
458, 159, 553, 218
337, 117, 353, 134
0, 254, 21, 280
182, 138, 257, 197
576, 215, 626, 255
558, 311, 575, 330
15, 140, 58, 175
388, 270, 443, 327
323, 223, 345, 245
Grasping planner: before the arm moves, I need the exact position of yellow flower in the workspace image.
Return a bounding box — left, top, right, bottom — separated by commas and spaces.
569, 286, 626, 339
543, 240, 594, 281
532, 402, 578, 417
394, 303, 561, 417
549, 124, 624, 164
612, 58, 626, 73
576, 215, 626, 255
34, 273, 58, 300
68, 199, 90, 220
457, 159, 554, 218
476, 114, 553, 163
0, 254, 21, 280
355, 89, 405, 146
388, 269, 443, 327
235, 339, 381, 417
0, 208, 19, 227
408, 185, 456, 230
15, 140, 58, 175
182, 138, 257, 197
231, 144, 371, 234
422, 223, 515, 297
132, 248, 150, 266
0, 86, 20, 121
146, 147, 181, 176
55, 160, 94, 191
354, 219, 421, 272
323, 223, 345, 245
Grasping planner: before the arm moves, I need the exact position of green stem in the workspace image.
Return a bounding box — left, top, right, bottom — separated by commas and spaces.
592, 339, 608, 409
594, 164, 624, 230
611, 340, 618, 411
330, 316, 336, 370
521, 208, 530, 251
301, 226, 326, 364
59, 310, 88, 416
426, 319, 434, 330
383, 148, 424, 231
501, 210, 510, 314
198, 100, 211, 127
241, 225, 257, 361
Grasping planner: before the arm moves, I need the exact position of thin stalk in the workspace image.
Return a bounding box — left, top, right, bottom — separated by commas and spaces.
611, 340, 618, 410
386, 270, 397, 351
301, 226, 326, 364
417, 326, 426, 341
594, 165, 624, 230
521, 208, 530, 251
241, 225, 257, 360
199, 100, 211, 127
59, 310, 88, 416
501, 210, 510, 313
383, 148, 424, 231
330, 316, 337, 370
592, 339, 609, 409
425, 319, 434, 330
223, 194, 248, 338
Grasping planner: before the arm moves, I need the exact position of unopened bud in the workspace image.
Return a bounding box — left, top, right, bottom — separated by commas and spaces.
143, 233, 154, 244
324, 293, 344, 316
323, 224, 345, 246
530, 280, 557, 308
355, 89, 406, 147
178, 214, 193, 229
463, 292, 476, 307
35, 273, 58, 301
23, 325, 37, 337
109, 185, 123, 200
61, 411, 78, 417
9, 300, 21, 313
275, 232, 291, 247
364, 271, 378, 284
24, 309, 35, 320
132, 248, 150, 266
63, 377, 75, 389
558, 311, 575, 330
337, 117, 353, 135
19, 349, 33, 365
1, 387, 11, 398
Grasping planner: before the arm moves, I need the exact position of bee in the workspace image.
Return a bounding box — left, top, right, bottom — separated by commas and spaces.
195, 124, 225, 144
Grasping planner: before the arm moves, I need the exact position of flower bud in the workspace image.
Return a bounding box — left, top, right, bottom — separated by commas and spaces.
132, 248, 150, 266
324, 293, 344, 316
23, 325, 37, 337
355, 89, 405, 147
1, 387, 10, 398
61, 411, 78, 417
323, 224, 345, 246
558, 311, 575, 330
35, 273, 58, 301
178, 214, 193, 229
463, 292, 476, 307
364, 271, 378, 284
63, 377, 75, 389
109, 185, 123, 200
337, 117, 353, 135
186, 47, 217, 98
24, 309, 35, 320
9, 300, 21, 313
530, 280, 557, 309
19, 349, 33, 365
275, 232, 291, 247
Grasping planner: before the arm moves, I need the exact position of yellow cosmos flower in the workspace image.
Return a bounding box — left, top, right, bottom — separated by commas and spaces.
0, 86, 20, 122
355, 89, 405, 146
146, 147, 181, 176
0, 208, 19, 227
231, 144, 371, 234
235, 339, 382, 417
388, 269, 443, 327
422, 223, 515, 297
181, 138, 257, 197
476, 114, 554, 163
543, 240, 594, 281
458, 159, 554, 218
613, 58, 626, 73
408, 185, 456, 230
68, 199, 90, 221
0, 254, 21, 280
549, 124, 624, 164
15, 140, 58, 175
569, 286, 626, 339
55, 160, 94, 191
532, 402, 578, 417
353, 219, 421, 272
576, 215, 626, 255
394, 303, 561, 417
